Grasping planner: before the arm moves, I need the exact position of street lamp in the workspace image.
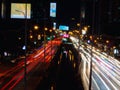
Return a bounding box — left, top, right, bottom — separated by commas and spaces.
34, 25, 39, 30
15, 4, 27, 89
43, 27, 47, 63
77, 23, 80, 27
33, 25, 39, 48
106, 40, 109, 44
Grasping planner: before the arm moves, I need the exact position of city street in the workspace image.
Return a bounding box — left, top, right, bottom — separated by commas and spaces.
36, 43, 84, 90
0, 1, 120, 90
0, 38, 62, 90
70, 36, 120, 90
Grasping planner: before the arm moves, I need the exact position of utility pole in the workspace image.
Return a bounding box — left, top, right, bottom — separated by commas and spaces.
24, 2, 27, 90
16, 2, 28, 90
89, 0, 95, 90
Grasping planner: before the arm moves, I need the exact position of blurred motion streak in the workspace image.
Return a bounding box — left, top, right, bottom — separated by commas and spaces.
0, 38, 61, 90
70, 36, 120, 90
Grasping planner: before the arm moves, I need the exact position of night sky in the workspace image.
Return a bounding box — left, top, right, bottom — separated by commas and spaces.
0, 0, 120, 36
56, 0, 80, 25
55, 0, 120, 36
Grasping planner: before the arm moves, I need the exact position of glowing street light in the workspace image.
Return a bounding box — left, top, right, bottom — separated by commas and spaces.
44, 27, 48, 31
34, 25, 39, 30
49, 29, 52, 32
106, 40, 110, 44
77, 23, 80, 27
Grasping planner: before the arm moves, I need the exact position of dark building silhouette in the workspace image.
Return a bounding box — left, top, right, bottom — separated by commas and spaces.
81, 0, 120, 36
99, 0, 120, 36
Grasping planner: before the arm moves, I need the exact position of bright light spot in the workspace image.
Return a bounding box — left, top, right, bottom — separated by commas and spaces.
58, 61, 60, 64
4, 52, 7, 56
22, 45, 26, 50
34, 41, 37, 45
73, 63, 76, 68
34, 25, 39, 30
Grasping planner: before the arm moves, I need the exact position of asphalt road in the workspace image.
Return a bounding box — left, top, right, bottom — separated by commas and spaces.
36, 43, 84, 90
12, 42, 84, 90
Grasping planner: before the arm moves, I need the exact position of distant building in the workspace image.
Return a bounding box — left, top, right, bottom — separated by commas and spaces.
82, 0, 120, 36
100, 0, 120, 36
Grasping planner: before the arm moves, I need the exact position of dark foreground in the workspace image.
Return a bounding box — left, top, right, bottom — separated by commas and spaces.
36, 43, 84, 90
13, 43, 84, 90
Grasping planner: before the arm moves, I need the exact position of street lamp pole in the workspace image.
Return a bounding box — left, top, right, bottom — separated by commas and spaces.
50, 29, 53, 60
89, 0, 95, 90
43, 9, 46, 64
15, 3, 27, 89
24, 3, 27, 90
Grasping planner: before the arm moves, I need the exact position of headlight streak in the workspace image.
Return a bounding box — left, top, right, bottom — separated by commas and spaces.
100, 63, 120, 88
87, 43, 120, 89
70, 36, 120, 90
81, 53, 90, 90
92, 52, 120, 89
92, 68, 110, 90
100, 58, 120, 81
92, 76, 100, 90
82, 49, 112, 90
91, 49, 120, 79
92, 51, 120, 82
93, 58, 118, 90
91, 45, 120, 70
